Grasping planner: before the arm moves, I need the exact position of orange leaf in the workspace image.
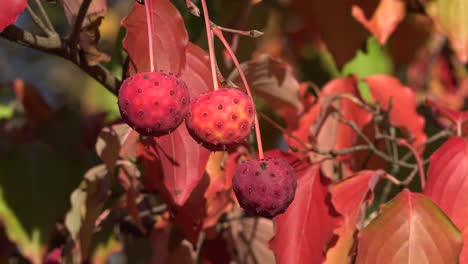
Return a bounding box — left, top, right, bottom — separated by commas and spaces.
352, 0, 406, 44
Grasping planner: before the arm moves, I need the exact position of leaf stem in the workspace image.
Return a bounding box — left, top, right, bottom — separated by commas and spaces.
398, 139, 426, 190
144, 0, 155, 72
214, 23, 264, 38
214, 27, 264, 159
200, 0, 219, 91
70, 0, 92, 48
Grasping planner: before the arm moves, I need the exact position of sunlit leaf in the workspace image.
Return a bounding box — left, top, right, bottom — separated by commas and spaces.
356, 190, 462, 263
425, 0, 468, 63
326, 170, 383, 263
424, 137, 468, 262
352, 0, 406, 45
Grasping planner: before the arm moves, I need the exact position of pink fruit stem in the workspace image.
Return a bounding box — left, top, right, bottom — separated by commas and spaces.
145, 0, 155, 72
200, 0, 219, 91
214, 28, 264, 159
398, 139, 426, 190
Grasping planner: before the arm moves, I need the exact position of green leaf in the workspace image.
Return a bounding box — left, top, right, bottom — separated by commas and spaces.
342, 37, 393, 78
0, 187, 41, 263
65, 164, 112, 259
0, 141, 89, 261
342, 37, 394, 103
0, 104, 14, 119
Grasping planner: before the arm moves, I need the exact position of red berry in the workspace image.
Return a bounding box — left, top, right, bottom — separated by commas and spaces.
185, 87, 255, 151
118, 71, 190, 136
232, 158, 297, 218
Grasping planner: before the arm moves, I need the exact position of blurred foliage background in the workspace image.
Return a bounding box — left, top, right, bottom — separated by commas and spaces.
0, 0, 467, 262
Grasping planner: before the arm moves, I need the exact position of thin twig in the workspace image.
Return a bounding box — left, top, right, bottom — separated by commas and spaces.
258, 111, 373, 158
33, 0, 55, 33
339, 117, 416, 169
214, 27, 265, 159
402, 166, 420, 186
26, 5, 52, 36
70, 0, 92, 47
258, 112, 311, 149
398, 139, 426, 189
201, 0, 219, 91
0, 25, 120, 95
214, 23, 264, 38
401, 129, 452, 162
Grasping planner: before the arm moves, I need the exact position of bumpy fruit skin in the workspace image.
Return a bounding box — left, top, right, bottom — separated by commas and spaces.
232, 158, 297, 218
185, 87, 255, 151
118, 71, 190, 136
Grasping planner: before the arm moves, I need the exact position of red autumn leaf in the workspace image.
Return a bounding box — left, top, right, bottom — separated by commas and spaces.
269, 164, 342, 264
172, 172, 209, 244
320, 77, 372, 153
139, 138, 207, 244
138, 138, 162, 192
285, 76, 372, 177
0, 0, 27, 32
286, 76, 371, 153
179, 43, 213, 97
203, 151, 233, 229
149, 125, 210, 206
365, 75, 426, 147
356, 190, 462, 263
139, 42, 212, 206
426, 99, 468, 134
352, 0, 406, 45
286, 75, 425, 176
59, 0, 106, 26
173, 151, 234, 241
424, 137, 468, 262
121, 0, 189, 75
11, 79, 55, 123
326, 170, 383, 263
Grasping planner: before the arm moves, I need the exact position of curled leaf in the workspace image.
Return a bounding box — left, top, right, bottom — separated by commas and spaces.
228, 55, 303, 113
352, 0, 406, 45
326, 170, 383, 263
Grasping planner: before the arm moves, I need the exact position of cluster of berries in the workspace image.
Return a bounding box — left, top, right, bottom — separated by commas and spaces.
117, 71, 296, 218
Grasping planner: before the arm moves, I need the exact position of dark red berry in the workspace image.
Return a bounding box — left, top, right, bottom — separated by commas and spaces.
185, 87, 255, 151
118, 71, 190, 136
232, 158, 297, 218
